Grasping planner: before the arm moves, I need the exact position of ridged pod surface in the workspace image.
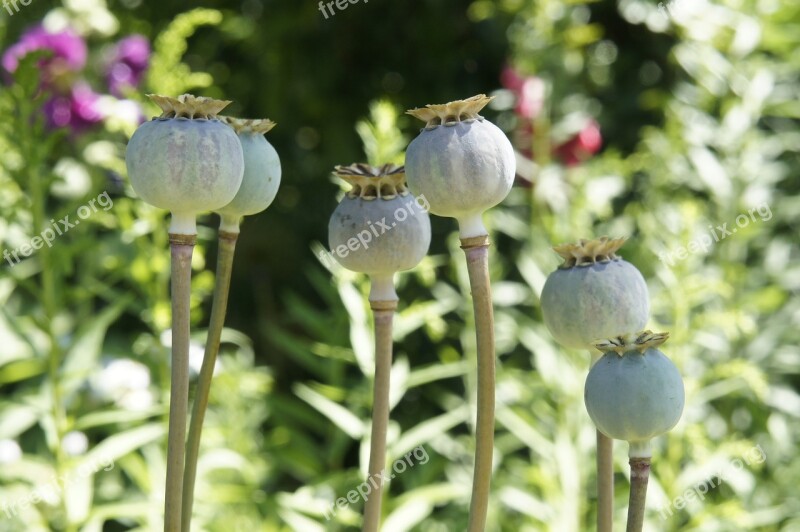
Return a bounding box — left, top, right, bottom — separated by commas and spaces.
328, 164, 430, 276
541, 237, 649, 350
584, 332, 684, 456
126, 94, 244, 232
216, 117, 281, 227
405, 95, 515, 238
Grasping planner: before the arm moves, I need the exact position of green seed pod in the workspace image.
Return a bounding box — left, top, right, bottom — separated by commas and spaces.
215, 117, 281, 232
125, 94, 244, 234
584, 332, 684, 458
328, 164, 431, 300
541, 237, 649, 351
405, 95, 515, 238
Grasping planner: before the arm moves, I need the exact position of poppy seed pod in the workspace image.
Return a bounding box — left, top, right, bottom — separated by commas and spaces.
125, 94, 244, 234
328, 164, 431, 300
405, 95, 515, 238
541, 237, 650, 351
215, 117, 281, 232
584, 331, 684, 458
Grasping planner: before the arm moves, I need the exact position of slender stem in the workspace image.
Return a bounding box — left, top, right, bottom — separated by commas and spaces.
181, 231, 238, 532
461, 235, 495, 532
165, 233, 196, 532
590, 350, 614, 532
626, 457, 651, 532
597, 431, 614, 532
22, 96, 71, 525
362, 297, 397, 532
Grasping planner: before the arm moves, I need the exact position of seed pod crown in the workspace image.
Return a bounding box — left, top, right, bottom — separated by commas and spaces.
593, 331, 669, 356
220, 116, 277, 134
335, 163, 408, 200
407, 94, 492, 129
148, 94, 230, 120
553, 236, 626, 268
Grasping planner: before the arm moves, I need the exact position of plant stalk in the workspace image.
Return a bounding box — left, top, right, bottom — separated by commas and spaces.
165, 233, 196, 532
591, 350, 613, 532
362, 298, 397, 532
597, 431, 614, 532
461, 235, 495, 532
626, 457, 651, 532
181, 231, 238, 532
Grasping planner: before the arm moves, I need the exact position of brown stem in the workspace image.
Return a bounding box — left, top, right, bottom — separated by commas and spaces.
361, 298, 397, 532
461, 235, 495, 532
165, 233, 196, 532
626, 457, 651, 532
597, 431, 614, 532
181, 231, 238, 532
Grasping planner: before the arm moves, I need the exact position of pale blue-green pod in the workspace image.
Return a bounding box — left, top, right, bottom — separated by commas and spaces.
541, 237, 649, 351
328, 164, 431, 301
405, 95, 515, 238
584, 332, 684, 458
126, 94, 244, 234
216, 118, 281, 232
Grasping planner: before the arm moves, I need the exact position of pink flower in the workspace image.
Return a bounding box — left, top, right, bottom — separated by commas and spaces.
554, 119, 602, 166
43, 83, 104, 131
2, 25, 86, 75
500, 64, 525, 92
500, 65, 546, 121
515, 76, 546, 120
106, 35, 150, 97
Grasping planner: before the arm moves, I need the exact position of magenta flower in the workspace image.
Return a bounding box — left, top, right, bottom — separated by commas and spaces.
106, 35, 150, 97
43, 83, 104, 131
515, 76, 545, 120
555, 119, 602, 166
500, 64, 525, 92
500, 65, 546, 121
2, 25, 86, 75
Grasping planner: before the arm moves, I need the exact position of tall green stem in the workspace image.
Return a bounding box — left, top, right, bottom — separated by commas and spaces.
591, 350, 614, 532
181, 231, 238, 531
461, 235, 495, 532
626, 457, 651, 532
23, 97, 70, 525
165, 233, 196, 532
597, 431, 614, 532
361, 298, 397, 532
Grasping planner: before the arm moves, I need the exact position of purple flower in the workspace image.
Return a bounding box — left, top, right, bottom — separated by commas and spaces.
106, 35, 150, 97
515, 76, 545, 120
43, 83, 104, 131
2, 25, 87, 75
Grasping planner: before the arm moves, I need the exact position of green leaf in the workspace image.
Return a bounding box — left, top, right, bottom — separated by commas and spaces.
78, 423, 166, 473
61, 298, 131, 397
293, 383, 364, 439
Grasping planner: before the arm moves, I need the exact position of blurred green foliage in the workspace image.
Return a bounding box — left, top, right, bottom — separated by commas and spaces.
0, 0, 798, 531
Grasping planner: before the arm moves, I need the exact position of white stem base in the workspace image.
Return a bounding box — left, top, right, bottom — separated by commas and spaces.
169, 211, 197, 235
219, 213, 242, 233
456, 213, 488, 239
368, 273, 397, 302
628, 440, 652, 459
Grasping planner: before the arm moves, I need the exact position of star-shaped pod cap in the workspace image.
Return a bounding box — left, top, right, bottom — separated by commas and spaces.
407, 94, 493, 129
592, 330, 669, 357
553, 236, 627, 269
147, 93, 231, 120
334, 163, 409, 200
220, 116, 277, 135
